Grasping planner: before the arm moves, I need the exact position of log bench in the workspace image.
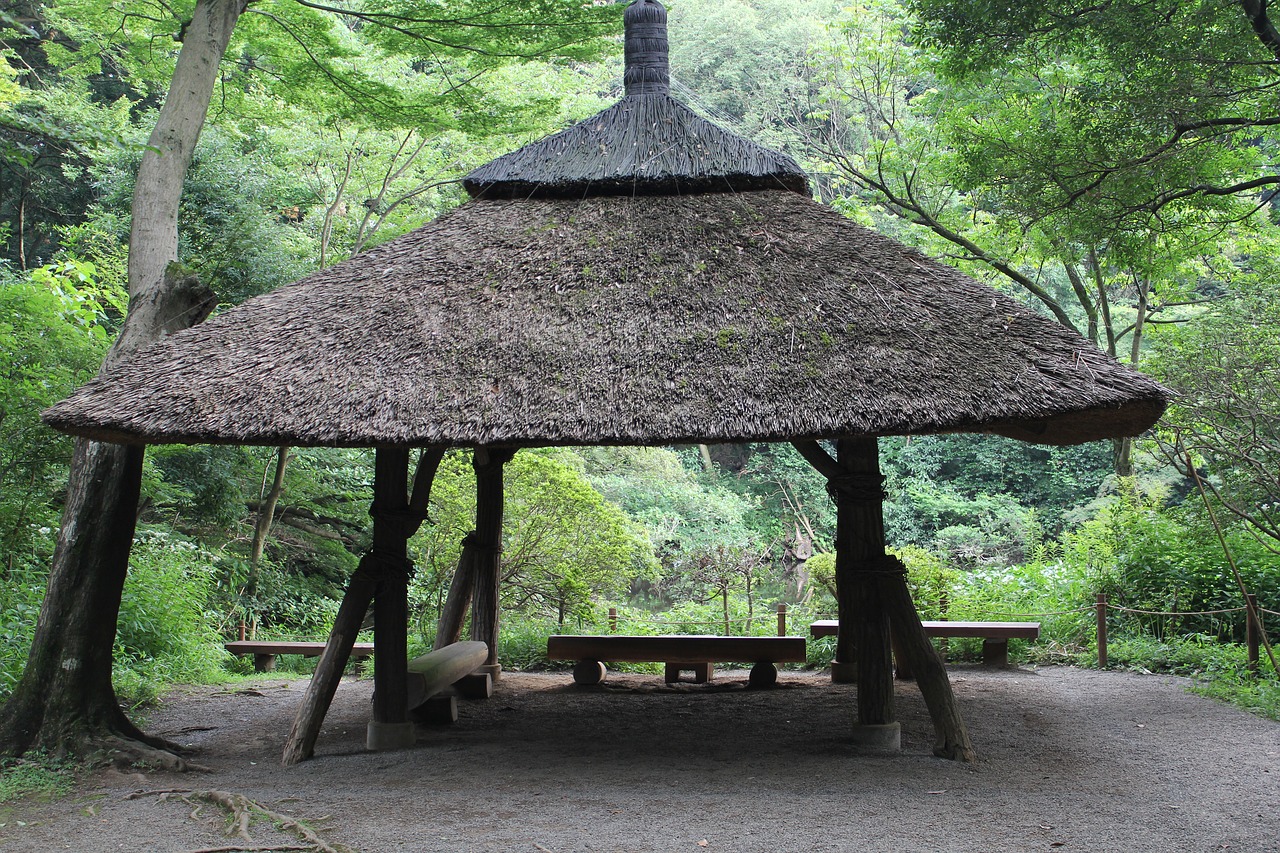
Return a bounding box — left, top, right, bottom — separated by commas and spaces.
225, 640, 375, 673
547, 634, 807, 688
809, 620, 1040, 671
400, 640, 492, 725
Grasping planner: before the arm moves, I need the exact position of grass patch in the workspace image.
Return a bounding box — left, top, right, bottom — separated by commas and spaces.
0, 757, 74, 804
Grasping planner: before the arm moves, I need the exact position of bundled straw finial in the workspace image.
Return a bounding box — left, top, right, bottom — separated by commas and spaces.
624, 0, 669, 96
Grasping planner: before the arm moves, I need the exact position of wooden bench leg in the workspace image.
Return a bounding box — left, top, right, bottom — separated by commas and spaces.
253, 653, 276, 673
748, 662, 777, 689
982, 639, 1009, 667
410, 694, 458, 725
572, 660, 606, 685
664, 663, 714, 683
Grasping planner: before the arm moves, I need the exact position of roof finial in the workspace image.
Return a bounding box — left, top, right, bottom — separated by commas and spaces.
624, 0, 669, 96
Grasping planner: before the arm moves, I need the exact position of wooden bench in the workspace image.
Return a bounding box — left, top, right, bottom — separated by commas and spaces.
547, 634, 807, 688
809, 620, 1040, 669
225, 640, 375, 673
402, 641, 492, 724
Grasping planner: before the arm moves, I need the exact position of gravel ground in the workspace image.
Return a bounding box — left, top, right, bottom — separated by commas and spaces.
1, 665, 1277, 853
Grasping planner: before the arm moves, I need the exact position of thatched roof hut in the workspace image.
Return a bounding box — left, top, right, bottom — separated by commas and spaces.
42, 0, 1169, 765
41, 1, 1166, 448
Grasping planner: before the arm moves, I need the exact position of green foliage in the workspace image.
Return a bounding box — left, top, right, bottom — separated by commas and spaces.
0, 562, 51, 700
909, 0, 1277, 241
1147, 250, 1280, 551
410, 449, 657, 632
114, 533, 227, 704
0, 267, 108, 569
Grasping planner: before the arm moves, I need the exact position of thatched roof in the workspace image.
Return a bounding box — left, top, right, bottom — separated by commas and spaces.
463, 0, 808, 199
43, 0, 1168, 449
43, 189, 1166, 448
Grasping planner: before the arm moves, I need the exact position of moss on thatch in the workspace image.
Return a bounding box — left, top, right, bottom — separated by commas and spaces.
44, 191, 1166, 448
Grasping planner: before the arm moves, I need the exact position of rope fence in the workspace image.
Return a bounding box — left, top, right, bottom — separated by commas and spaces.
600, 593, 1275, 676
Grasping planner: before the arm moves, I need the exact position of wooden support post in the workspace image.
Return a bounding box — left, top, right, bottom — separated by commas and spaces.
1247, 594, 1260, 676
777, 603, 787, 637
881, 567, 976, 761
283, 446, 441, 766
794, 437, 974, 759
938, 589, 950, 660
434, 544, 477, 649
282, 559, 378, 766
469, 447, 515, 679
366, 447, 414, 751
609, 607, 618, 633
1096, 593, 1109, 669
835, 438, 895, 731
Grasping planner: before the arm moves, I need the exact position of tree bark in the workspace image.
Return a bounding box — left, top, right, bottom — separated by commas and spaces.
0, 0, 242, 763
246, 446, 291, 608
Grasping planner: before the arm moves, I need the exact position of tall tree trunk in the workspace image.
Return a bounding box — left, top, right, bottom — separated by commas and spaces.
245, 446, 291, 611
0, 0, 243, 763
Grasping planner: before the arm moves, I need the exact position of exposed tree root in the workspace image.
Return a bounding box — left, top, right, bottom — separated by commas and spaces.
127, 789, 351, 853
100, 735, 211, 773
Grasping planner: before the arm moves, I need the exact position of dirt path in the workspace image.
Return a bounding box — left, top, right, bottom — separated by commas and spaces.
1, 665, 1277, 852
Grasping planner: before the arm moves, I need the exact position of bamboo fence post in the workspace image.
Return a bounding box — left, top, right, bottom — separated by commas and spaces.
777, 603, 787, 637
1096, 593, 1109, 669
1247, 594, 1260, 676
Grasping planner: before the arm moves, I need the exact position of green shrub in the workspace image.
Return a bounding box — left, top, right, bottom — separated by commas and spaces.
0, 563, 50, 700
114, 533, 228, 703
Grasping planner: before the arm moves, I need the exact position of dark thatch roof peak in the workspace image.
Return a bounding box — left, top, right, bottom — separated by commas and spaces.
462, 0, 809, 200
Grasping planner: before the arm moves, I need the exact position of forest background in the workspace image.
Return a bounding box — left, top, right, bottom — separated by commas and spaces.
1, 0, 1277, 741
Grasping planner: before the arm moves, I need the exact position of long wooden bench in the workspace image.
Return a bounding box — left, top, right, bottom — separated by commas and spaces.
547, 634, 806, 688
225, 640, 375, 673
809, 620, 1039, 669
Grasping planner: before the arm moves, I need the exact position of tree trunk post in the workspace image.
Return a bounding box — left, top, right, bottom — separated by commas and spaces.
282, 558, 379, 766
833, 438, 897, 750
468, 447, 515, 680
777, 603, 787, 637
435, 543, 477, 649
283, 447, 441, 765
366, 447, 415, 751
793, 438, 975, 760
